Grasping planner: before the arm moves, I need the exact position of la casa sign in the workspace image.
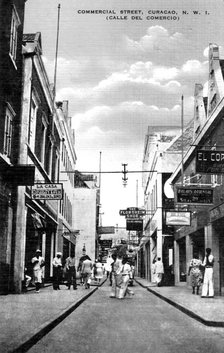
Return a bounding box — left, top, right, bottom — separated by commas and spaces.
31, 183, 63, 200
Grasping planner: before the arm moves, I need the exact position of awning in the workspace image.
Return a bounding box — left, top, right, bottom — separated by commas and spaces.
62, 230, 80, 246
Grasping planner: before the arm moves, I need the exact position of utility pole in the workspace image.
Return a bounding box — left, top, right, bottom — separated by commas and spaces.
122, 163, 128, 187
181, 95, 184, 185
136, 179, 138, 207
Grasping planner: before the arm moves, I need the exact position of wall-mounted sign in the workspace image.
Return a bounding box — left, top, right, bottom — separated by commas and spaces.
176, 186, 213, 205
196, 150, 224, 174
166, 211, 191, 226
119, 207, 146, 217
31, 183, 63, 200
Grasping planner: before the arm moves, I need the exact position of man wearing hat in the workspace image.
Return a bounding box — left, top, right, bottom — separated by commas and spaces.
52, 252, 63, 290
31, 249, 45, 293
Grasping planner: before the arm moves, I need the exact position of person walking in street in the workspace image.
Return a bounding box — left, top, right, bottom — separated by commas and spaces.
31, 249, 45, 293
201, 248, 215, 298
77, 254, 87, 285
65, 253, 77, 290
105, 254, 114, 285
117, 257, 134, 299
188, 254, 203, 295
52, 252, 63, 290
154, 257, 164, 287
94, 259, 104, 283
110, 254, 123, 298
81, 255, 93, 289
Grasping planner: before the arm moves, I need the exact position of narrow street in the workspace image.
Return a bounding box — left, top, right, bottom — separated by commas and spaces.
27, 280, 224, 353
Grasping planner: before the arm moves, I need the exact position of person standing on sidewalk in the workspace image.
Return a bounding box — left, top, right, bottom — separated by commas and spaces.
52, 252, 63, 290
201, 248, 215, 298
31, 249, 45, 293
154, 257, 164, 287
65, 253, 77, 290
188, 254, 203, 295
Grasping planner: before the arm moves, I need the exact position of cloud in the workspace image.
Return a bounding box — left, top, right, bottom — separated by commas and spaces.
125, 26, 183, 53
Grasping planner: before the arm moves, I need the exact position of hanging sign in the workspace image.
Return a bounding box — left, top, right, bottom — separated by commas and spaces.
196, 150, 224, 174
31, 183, 63, 200
119, 207, 146, 217
176, 186, 213, 205
126, 219, 143, 231
166, 211, 191, 226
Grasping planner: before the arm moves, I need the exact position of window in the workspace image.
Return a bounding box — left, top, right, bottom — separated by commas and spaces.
9, 6, 21, 65
4, 103, 15, 159
40, 114, 48, 164
29, 93, 38, 152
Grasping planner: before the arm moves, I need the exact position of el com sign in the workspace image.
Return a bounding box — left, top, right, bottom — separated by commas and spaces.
196, 150, 224, 174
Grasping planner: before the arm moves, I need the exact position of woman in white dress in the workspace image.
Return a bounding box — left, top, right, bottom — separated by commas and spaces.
94, 259, 104, 282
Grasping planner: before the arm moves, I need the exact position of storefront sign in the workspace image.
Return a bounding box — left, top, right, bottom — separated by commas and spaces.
98, 226, 115, 234
166, 211, 191, 226
126, 219, 143, 231
119, 207, 146, 217
99, 239, 113, 248
31, 183, 63, 200
210, 202, 224, 222
62, 231, 79, 245
176, 187, 213, 205
196, 150, 224, 173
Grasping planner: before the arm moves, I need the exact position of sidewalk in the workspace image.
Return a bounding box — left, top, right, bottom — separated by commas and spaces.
135, 277, 224, 327
0, 280, 103, 353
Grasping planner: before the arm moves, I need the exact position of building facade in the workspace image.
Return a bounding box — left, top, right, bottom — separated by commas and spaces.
0, 0, 28, 294
170, 44, 224, 295
139, 125, 193, 285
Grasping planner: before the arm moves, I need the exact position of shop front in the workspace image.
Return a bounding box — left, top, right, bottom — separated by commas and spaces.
25, 203, 58, 284
210, 203, 224, 295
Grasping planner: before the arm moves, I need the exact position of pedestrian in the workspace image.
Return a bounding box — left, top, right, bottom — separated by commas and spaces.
117, 257, 134, 299
81, 255, 93, 289
31, 249, 45, 293
105, 254, 114, 285
52, 252, 63, 290
151, 259, 157, 283
110, 254, 123, 298
94, 259, 104, 283
65, 253, 77, 290
188, 254, 203, 295
154, 257, 164, 287
201, 248, 215, 298
77, 254, 87, 285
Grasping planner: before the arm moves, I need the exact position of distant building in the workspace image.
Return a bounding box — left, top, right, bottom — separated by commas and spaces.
73, 172, 99, 264
138, 126, 193, 284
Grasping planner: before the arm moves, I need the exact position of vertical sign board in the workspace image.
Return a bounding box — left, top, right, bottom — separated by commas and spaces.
176, 187, 213, 205
31, 183, 63, 200
196, 150, 224, 174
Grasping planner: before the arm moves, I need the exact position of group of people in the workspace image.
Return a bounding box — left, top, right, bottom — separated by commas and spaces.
29, 247, 215, 298
29, 250, 104, 293
188, 247, 215, 298
108, 253, 135, 299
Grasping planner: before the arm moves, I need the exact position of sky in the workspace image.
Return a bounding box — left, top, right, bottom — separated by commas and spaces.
24, 0, 224, 227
